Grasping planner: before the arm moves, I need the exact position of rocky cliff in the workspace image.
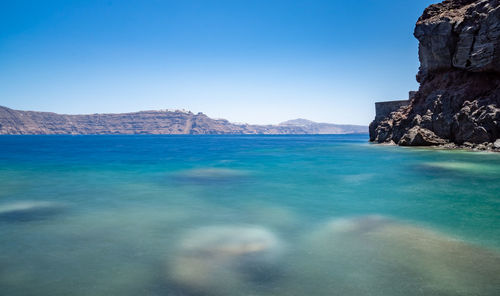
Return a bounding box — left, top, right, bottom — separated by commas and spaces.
279, 118, 367, 134
0, 106, 367, 135
370, 0, 500, 151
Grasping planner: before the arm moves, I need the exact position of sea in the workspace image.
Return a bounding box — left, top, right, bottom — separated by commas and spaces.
0, 134, 499, 296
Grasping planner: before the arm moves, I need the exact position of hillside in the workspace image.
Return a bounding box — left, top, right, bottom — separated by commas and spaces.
0, 106, 367, 135
279, 118, 367, 134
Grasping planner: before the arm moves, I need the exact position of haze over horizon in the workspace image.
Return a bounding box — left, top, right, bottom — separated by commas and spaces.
1, 0, 435, 125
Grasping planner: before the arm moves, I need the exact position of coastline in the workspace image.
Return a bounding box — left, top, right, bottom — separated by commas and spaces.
369, 141, 500, 153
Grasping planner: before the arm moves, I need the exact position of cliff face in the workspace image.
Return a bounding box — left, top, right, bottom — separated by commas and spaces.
0, 106, 367, 135
279, 118, 368, 134
370, 0, 500, 150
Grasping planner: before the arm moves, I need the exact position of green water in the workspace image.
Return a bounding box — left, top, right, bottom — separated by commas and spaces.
0, 135, 499, 295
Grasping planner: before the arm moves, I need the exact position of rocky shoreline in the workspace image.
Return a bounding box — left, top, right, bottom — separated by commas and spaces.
433, 140, 500, 152
370, 0, 500, 152
372, 139, 500, 152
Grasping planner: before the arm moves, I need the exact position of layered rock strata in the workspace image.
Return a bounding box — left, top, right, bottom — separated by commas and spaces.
0, 106, 367, 135
370, 0, 500, 151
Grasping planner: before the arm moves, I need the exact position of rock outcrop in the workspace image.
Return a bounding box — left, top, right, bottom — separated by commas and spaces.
370, 0, 500, 151
0, 106, 367, 135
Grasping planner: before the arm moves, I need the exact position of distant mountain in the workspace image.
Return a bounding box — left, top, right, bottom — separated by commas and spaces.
0, 106, 367, 135
280, 118, 367, 134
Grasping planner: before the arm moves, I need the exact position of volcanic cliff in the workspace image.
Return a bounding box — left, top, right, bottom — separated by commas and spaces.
370, 0, 500, 151
0, 106, 366, 135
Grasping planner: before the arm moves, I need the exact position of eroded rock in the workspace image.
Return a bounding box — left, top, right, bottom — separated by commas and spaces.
399, 126, 448, 146
370, 0, 500, 150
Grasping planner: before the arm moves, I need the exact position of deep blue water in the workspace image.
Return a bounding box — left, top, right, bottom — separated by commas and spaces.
0, 135, 499, 295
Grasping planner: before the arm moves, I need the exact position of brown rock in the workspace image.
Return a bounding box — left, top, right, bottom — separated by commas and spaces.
415, 0, 500, 82
0, 106, 367, 135
370, 0, 500, 151
399, 126, 448, 146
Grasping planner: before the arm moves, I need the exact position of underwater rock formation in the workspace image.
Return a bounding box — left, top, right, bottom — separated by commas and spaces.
168, 225, 283, 295
293, 215, 500, 296
421, 160, 500, 174
0, 201, 65, 222
370, 0, 500, 151
171, 168, 249, 185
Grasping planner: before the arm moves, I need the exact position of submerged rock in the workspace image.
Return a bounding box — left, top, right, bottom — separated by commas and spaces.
243, 203, 301, 230
172, 168, 249, 185
0, 201, 66, 222
168, 225, 283, 295
298, 215, 500, 296
322, 214, 389, 234
421, 161, 500, 174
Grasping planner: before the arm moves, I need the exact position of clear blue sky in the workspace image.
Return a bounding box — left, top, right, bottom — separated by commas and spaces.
0, 0, 436, 125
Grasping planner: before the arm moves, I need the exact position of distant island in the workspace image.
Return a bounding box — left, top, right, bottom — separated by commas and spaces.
0, 106, 367, 135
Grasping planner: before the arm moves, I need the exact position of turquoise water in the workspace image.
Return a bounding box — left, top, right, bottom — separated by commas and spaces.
0, 135, 499, 296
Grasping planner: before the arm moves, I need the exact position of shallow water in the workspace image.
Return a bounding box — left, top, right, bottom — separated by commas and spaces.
0, 135, 499, 296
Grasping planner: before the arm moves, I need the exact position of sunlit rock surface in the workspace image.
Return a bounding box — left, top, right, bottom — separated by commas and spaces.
370, 0, 500, 149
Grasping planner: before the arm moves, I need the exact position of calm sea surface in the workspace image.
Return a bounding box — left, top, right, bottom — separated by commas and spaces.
0, 135, 499, 295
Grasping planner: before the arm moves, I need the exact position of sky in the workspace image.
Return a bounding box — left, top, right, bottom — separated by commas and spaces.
0, 0, 436, 125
